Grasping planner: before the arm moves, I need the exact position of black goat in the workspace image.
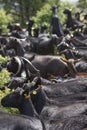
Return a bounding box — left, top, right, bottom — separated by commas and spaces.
7, 77, 27, 89
6, 56, 40, 79
49, 115, 87, 130
63, 8, 84, 31
23, 77, 47, 114
51, 5, 64, 37
0, 111, 44, 130
2, 80, 87, 130
1, 87, 46, 130
43, 76, 87, 97
4, 37, 26, 56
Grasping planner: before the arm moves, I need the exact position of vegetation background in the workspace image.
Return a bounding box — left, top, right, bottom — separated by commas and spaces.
0, 0, 86, 33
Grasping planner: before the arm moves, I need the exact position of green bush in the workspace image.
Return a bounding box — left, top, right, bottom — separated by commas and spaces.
0, 55, 10, 86
0, 68, 10, 86
32, 1, 77, 33
0, 55, 9, 64
33, 3, 52, 32
0, 9, 13, 33
0, 88, 19, 114
0, 55, 19, 113
58, 1, 78, 24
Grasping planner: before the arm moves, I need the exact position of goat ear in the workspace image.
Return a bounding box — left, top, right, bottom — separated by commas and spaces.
24, 89, 29, 94
23, 89, 30, 99
14, 38, 18, 43
74, 57, 84, 63
33, 77, 41, 87
23, 93, 30, 99
12, 57, 18, 63
38, 84, 42, 88
12, 57, 15, 61
28, 80, 30, 83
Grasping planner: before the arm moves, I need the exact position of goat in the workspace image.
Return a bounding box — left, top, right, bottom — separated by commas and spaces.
1, 87, 46, 130
0, 111, 44, 130
51, 5, 64, 37
49, 115, 87, 130
2, 77, 87, 130
7, 55, 82, 79
7, 77, 27, 89
6, 56, 40, 79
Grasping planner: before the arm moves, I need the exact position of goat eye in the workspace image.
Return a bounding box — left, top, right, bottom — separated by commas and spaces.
11, 92, 17, 97
13, 60, 17, 64
9, 93, 14, 98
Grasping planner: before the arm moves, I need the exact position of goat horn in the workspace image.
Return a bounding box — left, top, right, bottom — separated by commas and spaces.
74, 57, 84, 63
61, 57, 68, 62
21, 57, 40, 76
13, 56, 22, 76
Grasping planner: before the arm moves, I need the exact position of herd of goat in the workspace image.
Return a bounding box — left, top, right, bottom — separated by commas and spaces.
0, 5, 87, 130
